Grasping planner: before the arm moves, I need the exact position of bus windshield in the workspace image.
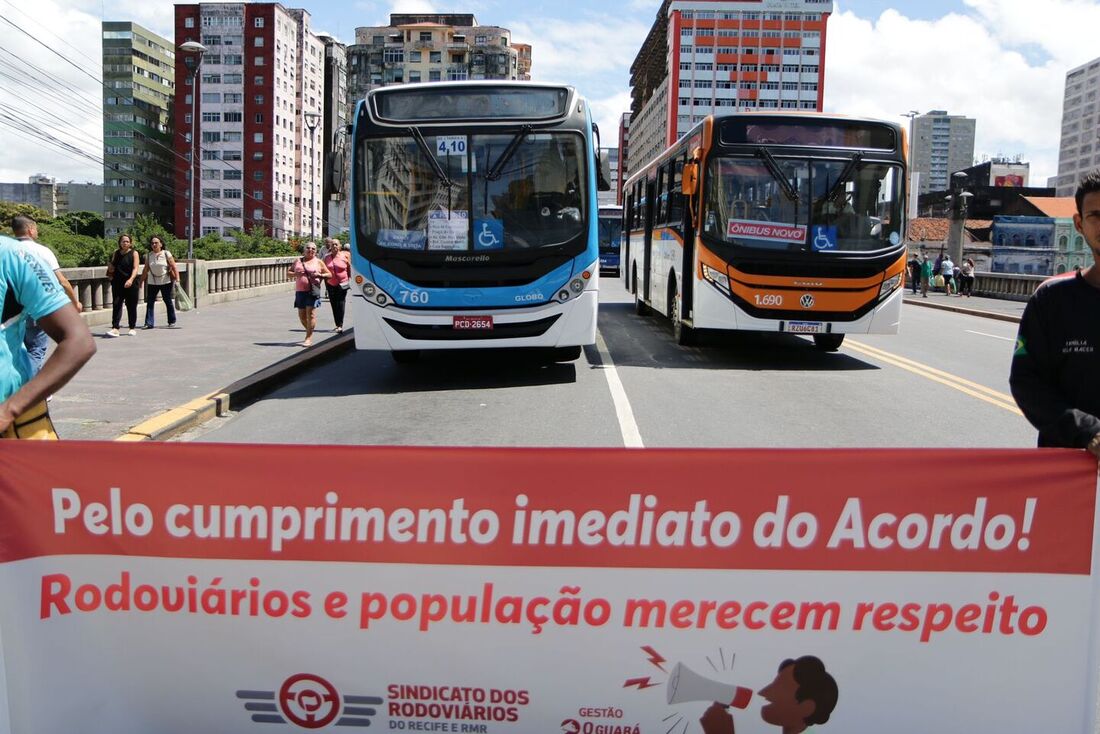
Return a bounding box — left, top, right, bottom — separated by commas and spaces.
360, 132, 586, 254
702, 155, 903, 253
598, 213, 622, 253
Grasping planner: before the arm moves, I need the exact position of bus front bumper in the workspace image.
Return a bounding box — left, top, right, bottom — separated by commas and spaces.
351, 291, 598, 351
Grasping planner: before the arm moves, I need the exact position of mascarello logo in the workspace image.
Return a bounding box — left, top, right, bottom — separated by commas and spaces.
237, 673, 383, 729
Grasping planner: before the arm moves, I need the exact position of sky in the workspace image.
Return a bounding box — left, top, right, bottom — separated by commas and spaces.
3, 0, 1100, 190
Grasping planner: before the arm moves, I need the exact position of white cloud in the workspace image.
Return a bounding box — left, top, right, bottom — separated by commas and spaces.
589, 90, 633, 151
823, 5, 1070, 186
0, 0, 105, 182
508, 15, 649, 86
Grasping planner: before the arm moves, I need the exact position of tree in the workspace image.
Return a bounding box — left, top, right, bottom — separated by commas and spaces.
127, 214, 175, 253
0, 202, 51, 233
55, 211, 104, 238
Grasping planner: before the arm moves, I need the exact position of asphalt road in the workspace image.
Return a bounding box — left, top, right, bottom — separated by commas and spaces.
184, 279, 1036, 448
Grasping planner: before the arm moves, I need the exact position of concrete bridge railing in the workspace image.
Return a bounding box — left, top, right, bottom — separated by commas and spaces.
972, 272, 1047, 302
61, 256, 298, 327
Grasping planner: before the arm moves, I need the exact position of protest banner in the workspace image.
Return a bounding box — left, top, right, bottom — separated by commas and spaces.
0, 443, 1097, 733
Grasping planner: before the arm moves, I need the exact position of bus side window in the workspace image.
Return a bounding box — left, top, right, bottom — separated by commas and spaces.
668, 159, 684, 226
653, 168, 666, 226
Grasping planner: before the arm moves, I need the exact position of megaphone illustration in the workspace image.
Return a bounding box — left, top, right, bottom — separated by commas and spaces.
666, 662, 753, 710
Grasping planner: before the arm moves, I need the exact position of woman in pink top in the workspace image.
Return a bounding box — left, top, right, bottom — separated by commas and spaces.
286, 242, 331, 347
323, 238, 351, 333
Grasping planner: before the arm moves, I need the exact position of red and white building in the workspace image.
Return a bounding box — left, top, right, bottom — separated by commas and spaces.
174, 2, 325, 241
626, 0, 832, 178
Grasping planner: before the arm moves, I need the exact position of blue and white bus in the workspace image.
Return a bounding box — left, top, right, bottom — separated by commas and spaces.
597, 205, 623, 277
348, 82, 608, 362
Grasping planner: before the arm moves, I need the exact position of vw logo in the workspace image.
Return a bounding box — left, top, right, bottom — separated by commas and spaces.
800, 294, 815, 308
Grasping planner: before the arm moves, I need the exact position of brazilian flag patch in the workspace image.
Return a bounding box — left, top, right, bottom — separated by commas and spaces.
1014, 336, 1027, 357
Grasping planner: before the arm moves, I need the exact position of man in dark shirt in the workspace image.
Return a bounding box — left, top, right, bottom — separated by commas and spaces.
1010, 170, 1100, 456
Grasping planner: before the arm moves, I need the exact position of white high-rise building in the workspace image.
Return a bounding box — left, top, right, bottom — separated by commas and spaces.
1054, 57, 1100, 197
909, 110, 976, 195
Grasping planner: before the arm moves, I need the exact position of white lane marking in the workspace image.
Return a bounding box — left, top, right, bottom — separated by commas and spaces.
594, 331, 644, 448
965, 330, 1015, 342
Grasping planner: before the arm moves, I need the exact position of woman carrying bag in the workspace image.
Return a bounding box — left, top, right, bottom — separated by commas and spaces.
105, 233, 140, 337
286, 242, 331, 348
141, 235, 180, 329
323, 237, 351, 333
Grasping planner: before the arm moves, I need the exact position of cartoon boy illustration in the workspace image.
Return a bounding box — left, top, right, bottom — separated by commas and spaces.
699, 656, 837, 734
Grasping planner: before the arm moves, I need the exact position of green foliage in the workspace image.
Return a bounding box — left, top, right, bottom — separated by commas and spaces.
127, 214, 174, 252
54, 211, 104, 238
32, 221, 109, 268
0, 202, 50, 231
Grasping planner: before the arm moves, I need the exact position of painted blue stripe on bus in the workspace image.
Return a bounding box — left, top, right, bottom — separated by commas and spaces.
369, 260, 576, 309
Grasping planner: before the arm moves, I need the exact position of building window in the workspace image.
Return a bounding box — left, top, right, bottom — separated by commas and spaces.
383, 48, 403, 63
429, 70, 441, 81
252, 171, 263, 180
253, 132, 263, 142
224, 111, 243, 122
430, 51, 441, 63
254, 36, 264, 46
202, 92, 220, 103
185, 17, 194, 28
253, 190, 263, 200
224, 189, 242, 199
419, 31, 432, 41
224, 170, 243, 180
255, 56, 265, 66
254, 17, 264, 27
254, 113, 263, 123
409, 70, 421, 82
410, 50, 421, 62
254, 95, 264, 104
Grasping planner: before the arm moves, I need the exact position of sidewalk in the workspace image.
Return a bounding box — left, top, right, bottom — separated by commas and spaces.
52, 291, 349, 441
903, 288, 1026, 323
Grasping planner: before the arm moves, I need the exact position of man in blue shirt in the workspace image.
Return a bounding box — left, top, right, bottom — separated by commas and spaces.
0, 234, 95, 438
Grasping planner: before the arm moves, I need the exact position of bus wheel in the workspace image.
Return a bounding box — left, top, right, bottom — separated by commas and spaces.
670, 285, 695, 346
633, 269, 649, 316
813, 333, 844, 352
550, 345, 582, 362
391, 350, 421, 364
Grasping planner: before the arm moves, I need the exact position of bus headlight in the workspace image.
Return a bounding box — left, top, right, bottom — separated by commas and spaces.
879, 273, 902, 298
361, 280, 393, 307
702, 264, 730, 292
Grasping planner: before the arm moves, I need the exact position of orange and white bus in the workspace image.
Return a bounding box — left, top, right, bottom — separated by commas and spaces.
622, 113, 907, 350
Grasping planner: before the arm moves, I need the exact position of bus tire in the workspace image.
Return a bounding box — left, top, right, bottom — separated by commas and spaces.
391, 350, 421, 364
633, 268, 649, 316
550, 345, 582, 362
670, 282, 695, 346
813, 333, 844, 352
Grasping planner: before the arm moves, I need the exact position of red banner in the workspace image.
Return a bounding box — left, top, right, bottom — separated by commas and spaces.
0, 443, 1093, 574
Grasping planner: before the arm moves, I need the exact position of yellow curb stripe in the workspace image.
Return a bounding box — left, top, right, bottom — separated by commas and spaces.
115, 391, 224, 441
844, 340, 1022, 416
847, 339, 1017, 404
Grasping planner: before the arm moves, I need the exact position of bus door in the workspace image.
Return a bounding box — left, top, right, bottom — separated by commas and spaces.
622, 192, 633, 287
642, 177, 655, 301
671, 158, 694, 322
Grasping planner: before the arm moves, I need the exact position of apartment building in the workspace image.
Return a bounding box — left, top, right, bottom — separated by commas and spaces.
1054, 57, 1100, 196
909, 110, 976, 195
627, 0, 832, 177
173, 3, 325, 241
0, 175, 57, 216
347, 14, 529, 103
102, 21, 175, 237
320, 34, 350, 235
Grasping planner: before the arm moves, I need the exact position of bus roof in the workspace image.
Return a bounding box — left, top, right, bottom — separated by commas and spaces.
365, 81, 580, 127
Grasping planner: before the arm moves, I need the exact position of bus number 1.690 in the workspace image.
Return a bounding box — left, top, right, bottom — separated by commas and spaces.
754, 294, 784, 306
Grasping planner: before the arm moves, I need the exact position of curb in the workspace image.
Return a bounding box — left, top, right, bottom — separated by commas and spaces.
115, 331, 355, 441
903, 297, 1022, 324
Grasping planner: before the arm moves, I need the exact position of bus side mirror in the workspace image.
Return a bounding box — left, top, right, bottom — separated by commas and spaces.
598, 153, 612, 192
682, 162, 698, 196
328, 148, 346, 195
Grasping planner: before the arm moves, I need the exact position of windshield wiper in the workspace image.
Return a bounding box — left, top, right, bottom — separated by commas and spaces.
754, 147, 800, 203
486, 125, 532, 181
822, 152, 863, 206
408, 126, 453, 187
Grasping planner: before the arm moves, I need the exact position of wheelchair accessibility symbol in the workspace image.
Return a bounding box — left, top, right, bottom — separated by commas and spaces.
812, 225, 837, 251
474, 218, 504, 250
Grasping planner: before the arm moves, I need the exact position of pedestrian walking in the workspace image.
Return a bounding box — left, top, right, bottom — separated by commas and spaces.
141, 236, 179, 329
9, 215, 81, 373
323, 237, 350, 333
0, 234, 95, 439
908, 256, 920, 294
287, 242, 331, 348
959, 258, 975, 297
940, 254, 955, 295
920, 254, 933, 298
105, 234, 140, 337
1010, 170, 1100, 457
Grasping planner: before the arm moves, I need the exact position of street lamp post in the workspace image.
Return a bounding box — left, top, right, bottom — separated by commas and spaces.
304, 111, 321, 242
946, 170, 972, 266
901, 110, 920, 220
180, 41, 208, 261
